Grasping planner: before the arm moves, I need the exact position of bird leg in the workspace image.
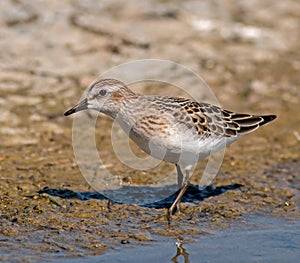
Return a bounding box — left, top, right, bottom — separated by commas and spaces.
107, 199, 113, 210
174, 164, 184, 213
168, 169, 190, 222
176, 164, 184, 189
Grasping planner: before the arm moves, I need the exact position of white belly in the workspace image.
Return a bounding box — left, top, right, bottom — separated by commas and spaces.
117, 116, 240, 168
128, 127, 236, 168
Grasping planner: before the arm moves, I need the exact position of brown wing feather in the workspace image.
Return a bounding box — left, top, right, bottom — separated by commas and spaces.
172, 100, 276, 138
222, 110, 276, 137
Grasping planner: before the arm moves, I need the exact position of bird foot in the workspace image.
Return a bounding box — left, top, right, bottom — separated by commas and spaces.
167, 205, 180, 224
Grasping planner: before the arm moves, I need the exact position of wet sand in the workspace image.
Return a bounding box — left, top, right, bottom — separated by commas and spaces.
0, 0, 299, 262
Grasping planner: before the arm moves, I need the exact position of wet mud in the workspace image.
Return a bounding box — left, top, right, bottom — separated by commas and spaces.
0, 0, 299, 262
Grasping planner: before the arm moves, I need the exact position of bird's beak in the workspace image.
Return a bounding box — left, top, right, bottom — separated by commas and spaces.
64, 98, 88, 116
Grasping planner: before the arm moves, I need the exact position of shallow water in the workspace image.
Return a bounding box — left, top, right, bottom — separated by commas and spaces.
55, 215, 300, 263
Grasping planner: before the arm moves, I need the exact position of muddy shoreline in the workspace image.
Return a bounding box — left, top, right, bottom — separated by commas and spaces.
0, 0, 299, 262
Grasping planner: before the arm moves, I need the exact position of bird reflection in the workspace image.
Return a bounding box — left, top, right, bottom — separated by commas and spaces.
171, 241, 190, 263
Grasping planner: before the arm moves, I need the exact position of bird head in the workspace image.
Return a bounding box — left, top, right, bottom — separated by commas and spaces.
64, 79, 136, 118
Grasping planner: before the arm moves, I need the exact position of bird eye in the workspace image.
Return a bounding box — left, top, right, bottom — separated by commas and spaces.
99, 89, 107, 96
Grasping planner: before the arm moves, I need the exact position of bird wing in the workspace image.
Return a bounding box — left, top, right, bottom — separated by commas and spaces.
171, 100, 276, 139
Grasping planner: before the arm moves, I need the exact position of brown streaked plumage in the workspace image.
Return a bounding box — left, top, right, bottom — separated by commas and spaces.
64, 78, 276, 220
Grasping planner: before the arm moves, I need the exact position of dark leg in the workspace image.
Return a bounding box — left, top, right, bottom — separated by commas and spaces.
167, 169, 190, 223
107, 199, 113, 210
176, 164, 184, 189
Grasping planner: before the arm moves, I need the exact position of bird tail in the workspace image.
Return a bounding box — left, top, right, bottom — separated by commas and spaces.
260, 115, 277, 126
232, 114, 277, 134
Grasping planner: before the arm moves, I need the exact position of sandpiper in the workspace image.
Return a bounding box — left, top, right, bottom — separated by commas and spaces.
64, 79, 276, 218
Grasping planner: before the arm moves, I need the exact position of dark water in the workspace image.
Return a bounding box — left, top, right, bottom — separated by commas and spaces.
56, 215, 300, 263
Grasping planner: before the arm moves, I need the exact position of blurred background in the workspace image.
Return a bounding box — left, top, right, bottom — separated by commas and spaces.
0, 0, 299, 261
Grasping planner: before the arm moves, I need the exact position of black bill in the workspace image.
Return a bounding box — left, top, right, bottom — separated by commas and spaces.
64, 98, 88, 116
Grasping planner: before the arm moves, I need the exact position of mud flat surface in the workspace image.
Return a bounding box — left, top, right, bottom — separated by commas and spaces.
57, 215, 300, 263
0, 0, 299, 262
